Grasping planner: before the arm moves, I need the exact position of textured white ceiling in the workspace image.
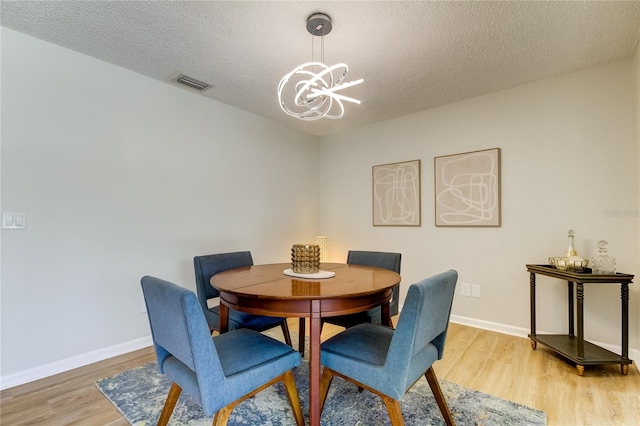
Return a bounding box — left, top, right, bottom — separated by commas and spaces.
2, 1, 640, 136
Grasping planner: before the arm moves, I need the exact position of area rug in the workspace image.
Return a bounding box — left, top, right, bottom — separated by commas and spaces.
96, 361, 546, 425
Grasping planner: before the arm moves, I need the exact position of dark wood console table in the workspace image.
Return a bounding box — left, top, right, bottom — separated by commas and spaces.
527, 264, 634, 376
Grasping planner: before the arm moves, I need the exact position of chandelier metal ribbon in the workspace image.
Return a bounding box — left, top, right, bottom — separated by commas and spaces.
278, 62, 363, 121
278, 13, 363, 121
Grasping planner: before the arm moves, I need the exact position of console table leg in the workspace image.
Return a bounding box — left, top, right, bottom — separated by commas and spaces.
622, 365, 629, 375
576, 365, 585, 376
567, 281, 574, 336
530, 340, 537, 350
621, 283, 629, 359
576, 283, 584, 360
529, 272, 536, 339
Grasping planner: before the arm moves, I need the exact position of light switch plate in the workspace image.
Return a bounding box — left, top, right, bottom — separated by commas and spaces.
2, 212, 27, 230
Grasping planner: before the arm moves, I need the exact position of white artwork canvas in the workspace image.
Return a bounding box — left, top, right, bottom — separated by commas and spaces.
372, 160, 421, 226
434, 148, 501, 227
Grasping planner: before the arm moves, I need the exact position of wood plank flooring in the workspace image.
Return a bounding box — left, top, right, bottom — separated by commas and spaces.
1, 321, 638, 425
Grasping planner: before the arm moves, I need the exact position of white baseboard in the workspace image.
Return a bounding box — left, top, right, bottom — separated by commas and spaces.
0, 336, 153, 391
450, 314, 639, 366
451, 314, 529, 338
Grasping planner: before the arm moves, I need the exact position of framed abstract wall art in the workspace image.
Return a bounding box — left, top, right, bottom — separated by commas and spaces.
372, 159, 421, 226
434, 148, 501, 227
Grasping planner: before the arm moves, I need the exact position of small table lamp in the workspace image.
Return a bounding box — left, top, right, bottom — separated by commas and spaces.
314, 236, 329, 263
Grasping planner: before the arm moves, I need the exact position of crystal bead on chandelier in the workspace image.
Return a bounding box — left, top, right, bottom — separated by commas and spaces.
278, 13, 363, 121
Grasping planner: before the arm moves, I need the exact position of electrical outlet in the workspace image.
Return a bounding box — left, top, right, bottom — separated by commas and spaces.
461, 282, 471, 297
471, 284, 481, 298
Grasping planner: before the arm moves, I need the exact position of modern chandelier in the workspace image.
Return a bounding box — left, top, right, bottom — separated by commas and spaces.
278, 13, 363, 121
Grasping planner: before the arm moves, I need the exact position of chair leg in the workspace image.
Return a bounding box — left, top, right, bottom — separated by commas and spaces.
282, 369, 305, 426
212, 406, 233, 426
322, 367, 405, 425
212, 371, 303, 426
425, 366, 455, 426
381, 395, 405, 426
298, 318, 306, 357
281, 320, 293, 347
158, 382, 181, 426
319, 367, 335, 412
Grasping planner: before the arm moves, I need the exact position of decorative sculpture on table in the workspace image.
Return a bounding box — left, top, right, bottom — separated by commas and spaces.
291, 244, 320, 274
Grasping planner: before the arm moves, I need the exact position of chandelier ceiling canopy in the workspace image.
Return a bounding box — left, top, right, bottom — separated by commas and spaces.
278, 13, 363, 121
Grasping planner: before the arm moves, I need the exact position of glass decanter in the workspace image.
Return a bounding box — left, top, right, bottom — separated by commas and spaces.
591, 240, 616, 275
565, 229, 578, 257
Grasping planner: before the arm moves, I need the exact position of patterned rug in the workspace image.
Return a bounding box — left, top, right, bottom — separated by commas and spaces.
96, 361, 546, 425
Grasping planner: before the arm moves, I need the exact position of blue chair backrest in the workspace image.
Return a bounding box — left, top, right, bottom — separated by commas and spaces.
386, 270, 457, 392
193, 251, 253, 303
141, 276, 224, 406
347, 251, 401, 316
347, 250, 401, 273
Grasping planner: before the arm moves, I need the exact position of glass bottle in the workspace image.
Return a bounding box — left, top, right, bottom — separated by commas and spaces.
565, 229, 577, 258
591, 240, 616, 275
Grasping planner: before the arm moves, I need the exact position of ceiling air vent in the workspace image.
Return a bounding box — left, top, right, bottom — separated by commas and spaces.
174, 74, 211, 91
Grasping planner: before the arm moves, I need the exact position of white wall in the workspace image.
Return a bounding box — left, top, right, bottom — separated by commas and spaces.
0, 28, 319, 387
318, 60, 639, 358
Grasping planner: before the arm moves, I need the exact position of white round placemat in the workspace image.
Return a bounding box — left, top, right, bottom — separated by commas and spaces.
283, 268, 336, 279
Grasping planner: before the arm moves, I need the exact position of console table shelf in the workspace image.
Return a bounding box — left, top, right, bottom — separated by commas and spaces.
526, 264, 634, 376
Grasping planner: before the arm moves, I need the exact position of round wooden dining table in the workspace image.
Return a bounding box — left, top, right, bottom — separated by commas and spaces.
210, 262, 401, 426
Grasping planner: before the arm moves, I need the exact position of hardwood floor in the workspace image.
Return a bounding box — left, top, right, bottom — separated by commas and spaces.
435, 324, 640, 426
1, 321, 638, 425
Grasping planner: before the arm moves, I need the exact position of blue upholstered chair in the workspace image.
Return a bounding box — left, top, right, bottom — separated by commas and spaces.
194, 251, 292, 347
319, 270, 458, 426
141, 276, 304, 426
323, 250, 402, 328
